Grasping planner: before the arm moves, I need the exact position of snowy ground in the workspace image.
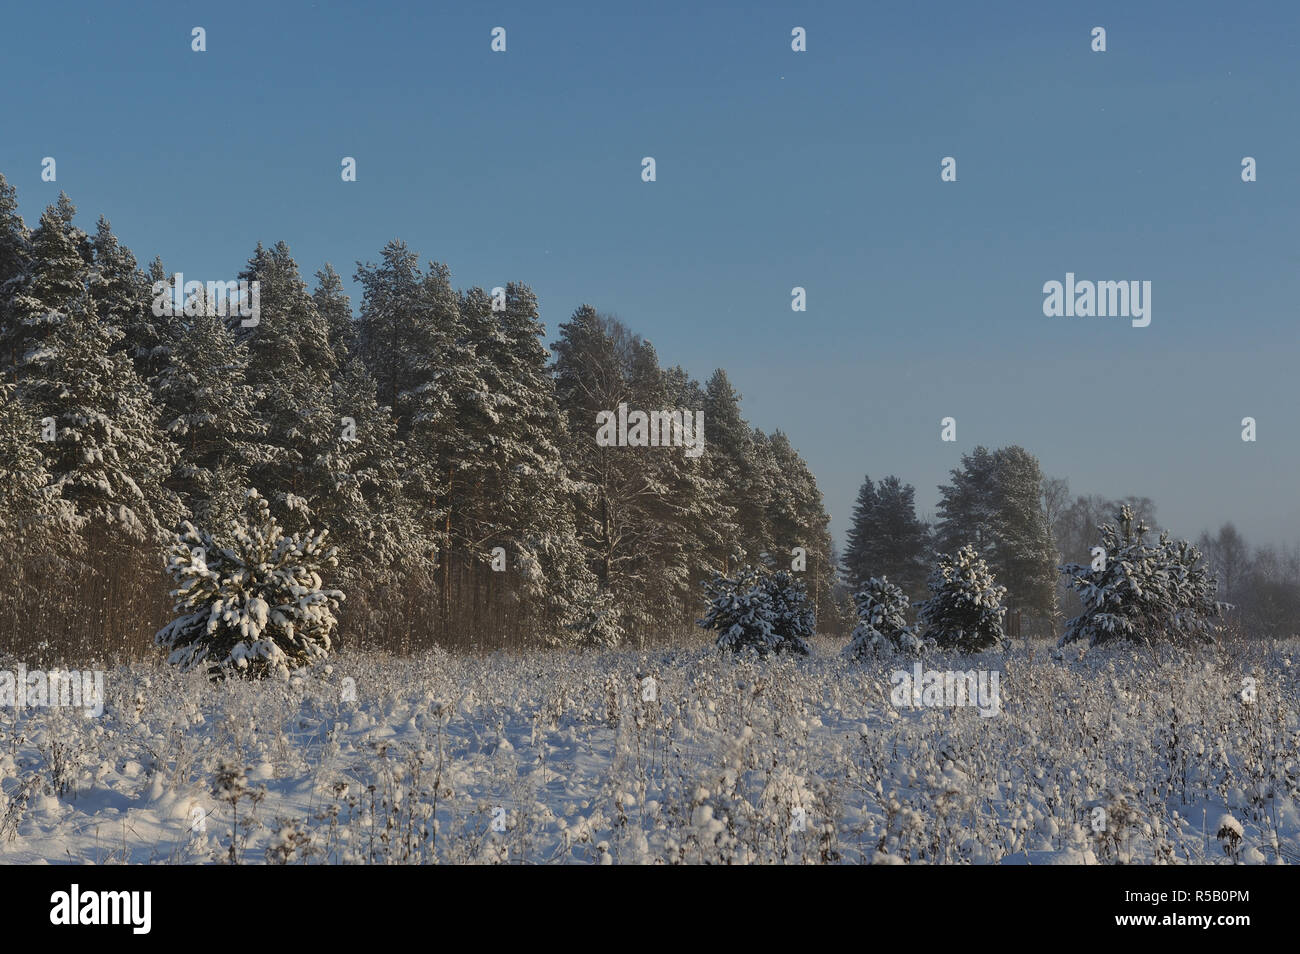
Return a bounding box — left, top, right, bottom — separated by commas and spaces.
1, 638, 1296, 864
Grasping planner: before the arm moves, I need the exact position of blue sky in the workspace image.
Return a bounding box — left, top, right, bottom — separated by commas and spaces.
3, 0, 1297, 550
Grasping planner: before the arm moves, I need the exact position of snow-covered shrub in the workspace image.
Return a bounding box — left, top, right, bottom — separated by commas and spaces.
917, 545, 1008, 652
762, 570, 815, 653
155, 489, 344, 679
844, 576, 926, 658
699, 566, 811, 656
1059, 505, 1229, 648
521, 533, 626, 648
561, 576, 626, 649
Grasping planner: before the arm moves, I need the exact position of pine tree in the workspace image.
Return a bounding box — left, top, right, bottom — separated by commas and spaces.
989, 446, 1058, 622
236, 241, 340, 536
936, 445, 1057, 623
762, 568, 816, 653
2, 197, 82, 385
842, 476, 880, 589
13, 202, 180, 545
844, 577, 925, 658
459, 282, 599, 637
156, 306, 267, 526
934, 447, 999, 561
0, 380, 80, 554
138, 257, 180, 381
700, 369, 749, 569
699, 565, 810, 656
353, 242, 452, 567
551, 306, 640, 634
0, 173, 31, 378
619, 336, 700, 621
662, 362, 731, 612
1059, 505, 1228, 648
155, 489, 344, 679
322, 355, 420, 581
843, 476, 930, 599
917, 545, 1008, 652
90, 217, 163, 383
763, 430, 835, 621
313, 263, 357, 360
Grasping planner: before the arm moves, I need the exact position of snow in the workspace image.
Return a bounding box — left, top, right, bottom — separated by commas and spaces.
1, 636, 1296, 864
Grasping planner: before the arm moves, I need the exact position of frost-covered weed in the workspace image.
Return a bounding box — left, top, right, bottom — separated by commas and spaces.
0, 639, 1296, 864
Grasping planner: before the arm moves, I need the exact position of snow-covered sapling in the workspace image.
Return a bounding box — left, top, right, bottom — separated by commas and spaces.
917, 545, 1008, 652
155, 489, 344, 679
1058, 505, 1229, 648
699, 565, 812, 656
844, 576, 926, 658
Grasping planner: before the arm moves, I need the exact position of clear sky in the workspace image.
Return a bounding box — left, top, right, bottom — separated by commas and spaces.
3, 0, 1297, 550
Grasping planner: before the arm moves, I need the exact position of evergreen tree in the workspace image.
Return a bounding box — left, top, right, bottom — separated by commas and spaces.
762, 568, 816, 653
936, 445, 1057, 624
917, 545, 1008, 652
934, 446, 999, 560
699, 565, 811, 656
989, 446, 1057, 622
13, 201, 180, 545
313, 263, 357, 360
481, 283, 597, 641
156, 489, 344, 679
90, 218, 163, 383
843, 474, 930, 598
763, 430, 834, 621
551, 306, 642, 634
353, 242, 451, 566
1060, 506, 1228, 648
0, 380, 80, 554
322, 355, 420, 582
156, 306, 267, 526
236, 241, 340, 536
842, 476, 879, 589
0, 173, 31, 377
845, 577, 925, 658
1, 196, 82, 385
701, 368, 751, 569
662, 362, 731, 609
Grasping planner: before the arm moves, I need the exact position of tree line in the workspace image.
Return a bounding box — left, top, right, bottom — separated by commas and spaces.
841, 455, 1292, 639
0, 176, 832, 661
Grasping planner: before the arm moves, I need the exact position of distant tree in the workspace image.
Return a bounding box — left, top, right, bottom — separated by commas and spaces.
703, 368, 759, 567
761, 430, 835, 620
1041, 477, 1070, 551
312, 263, 357, 360
989, 446, 1057, 622
236, 242, 342, 536
1197, 523, 1248, 604
0, 380, 80, 556
156, 307, 267, 527
0, 174, 31, 378
842, 474, 930, 598
936, 446, 1056, 623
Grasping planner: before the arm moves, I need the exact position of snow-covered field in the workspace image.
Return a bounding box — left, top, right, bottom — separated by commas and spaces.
1, 638, 1296, 864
